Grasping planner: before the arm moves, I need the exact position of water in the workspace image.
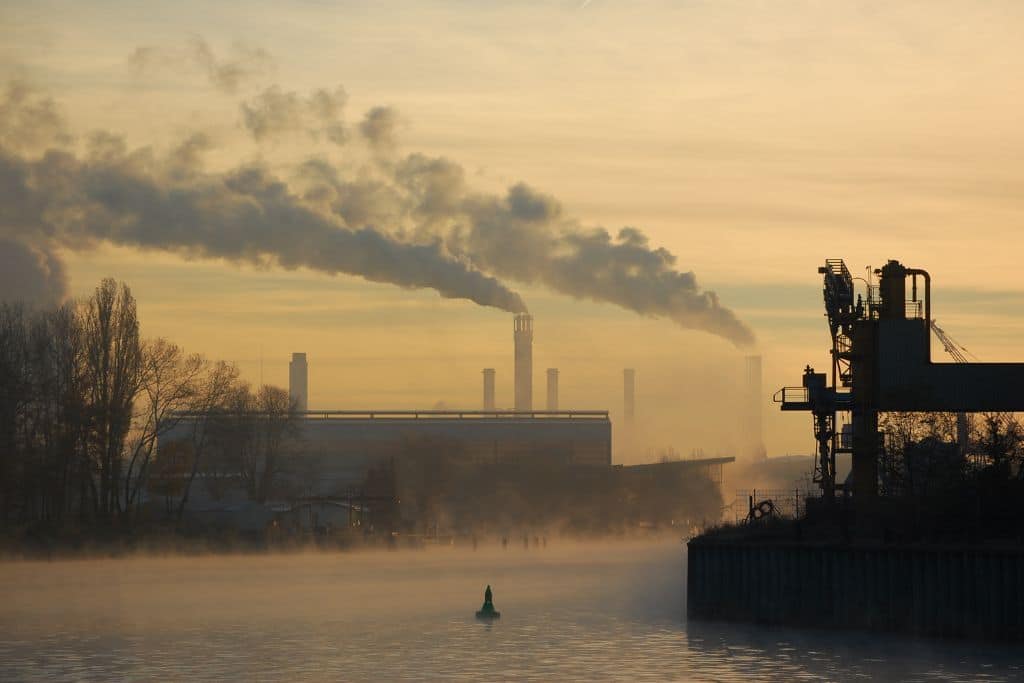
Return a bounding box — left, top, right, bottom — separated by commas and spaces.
1, 540, 1022, 681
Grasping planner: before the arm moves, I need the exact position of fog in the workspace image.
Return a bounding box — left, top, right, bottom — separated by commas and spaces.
2, 540, 1021, 681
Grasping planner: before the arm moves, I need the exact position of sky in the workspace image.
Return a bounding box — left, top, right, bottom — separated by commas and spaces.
3, 0, 1024, 461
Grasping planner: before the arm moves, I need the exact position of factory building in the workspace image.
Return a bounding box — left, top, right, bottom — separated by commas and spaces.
156, 410, 612, 512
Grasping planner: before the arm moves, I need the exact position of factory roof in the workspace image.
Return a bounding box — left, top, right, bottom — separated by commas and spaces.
171, 409, 610, 421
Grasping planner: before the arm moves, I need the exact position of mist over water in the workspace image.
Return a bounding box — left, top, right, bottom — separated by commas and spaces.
1, 541, 1021, 682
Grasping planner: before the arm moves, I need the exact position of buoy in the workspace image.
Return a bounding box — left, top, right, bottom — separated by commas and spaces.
476, 584, 501, 620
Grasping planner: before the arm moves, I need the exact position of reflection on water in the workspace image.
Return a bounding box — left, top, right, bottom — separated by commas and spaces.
1, 541, 1021, 682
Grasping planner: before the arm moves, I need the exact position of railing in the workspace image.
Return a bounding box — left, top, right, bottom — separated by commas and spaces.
773, 387, 808, 404
734, 488, 818, 521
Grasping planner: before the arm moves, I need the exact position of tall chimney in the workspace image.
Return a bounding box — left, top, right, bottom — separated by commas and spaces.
546, 368, 559, 411
289, 352, 308, 412
514, 314, 533, 411
482, 368, 496, 411
623, 368, 636, 423
744, 355, 766, 460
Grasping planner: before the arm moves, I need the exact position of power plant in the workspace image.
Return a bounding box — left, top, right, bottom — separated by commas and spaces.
154, 312, 737, 544
514, 314, 533, 411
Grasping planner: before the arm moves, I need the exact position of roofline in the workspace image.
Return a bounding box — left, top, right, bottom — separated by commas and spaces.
618, 457, 736, 469
168, 409, 610, 421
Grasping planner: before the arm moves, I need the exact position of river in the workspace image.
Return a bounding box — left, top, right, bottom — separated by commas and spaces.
1, 539, 1021, 681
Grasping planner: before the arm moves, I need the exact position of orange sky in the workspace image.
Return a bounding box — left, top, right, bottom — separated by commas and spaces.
3, 0, 1024, 461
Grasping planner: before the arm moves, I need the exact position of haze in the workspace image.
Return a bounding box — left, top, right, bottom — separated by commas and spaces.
4, 0, 1024, 458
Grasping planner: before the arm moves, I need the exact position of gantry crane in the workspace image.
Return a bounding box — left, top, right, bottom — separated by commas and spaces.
777, 259, 1024, 504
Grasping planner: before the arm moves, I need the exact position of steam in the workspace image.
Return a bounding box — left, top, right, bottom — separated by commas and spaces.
241, 86, 348, 145
456, 183, 755, 346
359, 106, 400, 150
0, 78, 753, 345
0, 86, 526, 315
0, 238, 67, 306
321, 152, 756, 346
128, 37, 274, 94
0, 80, 72, 152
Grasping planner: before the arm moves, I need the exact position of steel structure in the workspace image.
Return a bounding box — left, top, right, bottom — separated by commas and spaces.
776, 259, 1024, 501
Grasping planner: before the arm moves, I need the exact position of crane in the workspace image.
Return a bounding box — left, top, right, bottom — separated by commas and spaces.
930, 319, 975, 456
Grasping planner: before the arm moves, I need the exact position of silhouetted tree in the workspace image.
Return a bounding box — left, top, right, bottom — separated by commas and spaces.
81, 279, 143, 520
123, 339, 206, 519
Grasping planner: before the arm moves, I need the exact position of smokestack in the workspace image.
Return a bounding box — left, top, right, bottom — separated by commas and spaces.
546, 368, 559, 411
744, 355, 766, 460
623, 369, 636, 423
514, 314, 533, 411
482, 368, 496, 411
289, 352, 308, 412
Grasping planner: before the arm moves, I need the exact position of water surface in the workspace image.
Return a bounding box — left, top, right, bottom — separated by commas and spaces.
1, 540, 1021, 681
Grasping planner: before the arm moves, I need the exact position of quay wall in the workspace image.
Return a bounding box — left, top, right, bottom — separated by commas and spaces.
687, 541, 1024, 640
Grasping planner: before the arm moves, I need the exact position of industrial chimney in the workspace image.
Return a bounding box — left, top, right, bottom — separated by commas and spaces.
482, 368, 496, 411
514, 314, 533, 411
623, 368, 636, 423
289, 352, 308, 412
743, 355, 766, 460
546, 368, 559, 411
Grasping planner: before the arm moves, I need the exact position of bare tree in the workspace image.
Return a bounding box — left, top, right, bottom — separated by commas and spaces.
253, 384, 297, 504
176, 360, 240, 523
123, 339, 205, 519
0, 304, 30, 522
81, 279, 143, 520
974, 413, 1024, 479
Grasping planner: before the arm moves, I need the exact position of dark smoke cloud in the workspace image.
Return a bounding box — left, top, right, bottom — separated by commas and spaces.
129, 37, 274, 94
0, 82, 525, 314
240, 86, 348, 145
0, 142, 526, 314
0, 239, 68, 306
391, 156, 755, 346
0, 80, 73, 152
359, 106, 399, 150
295, 148, 753, 345
0, 80, 751, 345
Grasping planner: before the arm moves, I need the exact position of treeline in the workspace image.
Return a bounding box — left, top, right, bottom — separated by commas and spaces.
0, 278, 294, 534
879, 411, 1024, 497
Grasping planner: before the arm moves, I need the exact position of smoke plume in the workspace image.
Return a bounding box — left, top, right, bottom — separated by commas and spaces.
128, 37, 274, 94
359, 106, 400, 150
0, 84, 526, 315
241, 86, 348, 145
311, 151, 755, 346
0, 79, 752, 345
0, 239, 68, 306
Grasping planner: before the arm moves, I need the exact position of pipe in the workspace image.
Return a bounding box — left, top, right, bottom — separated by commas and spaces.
909, 266, 933, 352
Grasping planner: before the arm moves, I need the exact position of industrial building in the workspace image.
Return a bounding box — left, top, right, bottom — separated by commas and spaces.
155, 409, 612, 514
150, 314, 732, 537
690, 258, 1024, 641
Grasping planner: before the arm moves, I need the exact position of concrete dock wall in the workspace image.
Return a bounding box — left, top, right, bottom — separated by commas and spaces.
687, 541, 1024, 640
